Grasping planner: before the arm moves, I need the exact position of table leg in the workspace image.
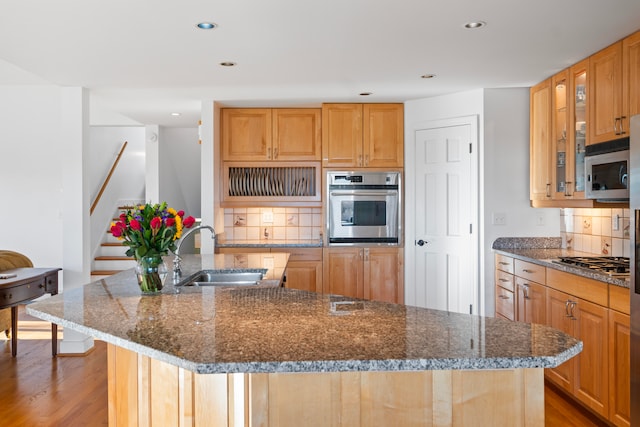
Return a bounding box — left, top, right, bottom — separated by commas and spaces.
51, 323, 57, 356
11, 305, 17, 357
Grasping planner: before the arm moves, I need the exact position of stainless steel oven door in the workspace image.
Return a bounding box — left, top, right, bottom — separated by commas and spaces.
328, 189, 399, 245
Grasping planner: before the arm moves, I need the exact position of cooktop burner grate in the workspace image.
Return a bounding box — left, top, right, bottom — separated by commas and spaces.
554, 256, 629, 275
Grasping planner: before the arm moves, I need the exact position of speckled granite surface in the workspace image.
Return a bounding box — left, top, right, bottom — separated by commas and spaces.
492, 237, 630, 288
27, 254, 582, 375
216, 239, 323, 248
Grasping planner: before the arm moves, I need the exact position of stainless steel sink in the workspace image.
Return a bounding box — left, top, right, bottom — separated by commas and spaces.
177, 270, 266, 287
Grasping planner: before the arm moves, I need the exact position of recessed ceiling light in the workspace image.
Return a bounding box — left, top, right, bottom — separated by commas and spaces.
464, 21, 486, 29
171, 112, 181, 117
196, 22, 217, 30
421, 74, 436, 79
359, 92, 372, 96
220, 62, 237, 67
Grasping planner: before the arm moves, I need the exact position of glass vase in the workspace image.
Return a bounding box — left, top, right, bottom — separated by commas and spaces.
135, 255, 168, 295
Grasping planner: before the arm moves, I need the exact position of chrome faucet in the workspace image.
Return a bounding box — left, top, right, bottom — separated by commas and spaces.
173, 225, 216, 277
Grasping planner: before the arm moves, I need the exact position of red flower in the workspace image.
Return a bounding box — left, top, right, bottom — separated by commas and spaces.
150, 217, 162, 230
165, 217, 175, 227
129, 219, 141, 231
119, 213, 127, 222
183, 216, 196, 228
110, 224, 123, 237
177, 210, 185, 217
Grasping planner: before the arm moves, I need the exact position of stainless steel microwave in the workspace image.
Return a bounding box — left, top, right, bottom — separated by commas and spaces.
585, 140, 629, 201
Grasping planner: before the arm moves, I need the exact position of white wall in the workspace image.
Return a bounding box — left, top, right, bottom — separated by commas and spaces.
88, 126, 146, 257
405, 88, 560, 316
159, 127, 201, 218
0, 86, 65, 268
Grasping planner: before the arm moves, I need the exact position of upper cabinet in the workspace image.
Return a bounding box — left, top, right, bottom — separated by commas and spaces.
589, 42, 624, 144
530, 29, 639, 207
530, 78, 552, 201
322, 103, 403, 168
222, 108, 321, 161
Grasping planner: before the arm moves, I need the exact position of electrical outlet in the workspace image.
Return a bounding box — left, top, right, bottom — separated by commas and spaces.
262, 211, 274, 223
492, 212, 506, 226
535, 212, 546, 226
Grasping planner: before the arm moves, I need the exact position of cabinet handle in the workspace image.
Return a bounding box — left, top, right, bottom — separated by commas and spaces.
499, 295, 510, 299
365, 154, 369, 166
364, 248, 369, 261
522, 269, 535, 274
614, 117, 620, 135
564, 181, 573, 197
499, 278, 509, 282
619, 116, 627, 135
499, 261, 509, 266
565, 300, 577, 320
274, 147, 278, 159
522, 284, 530, 300
358, 155, 363, 166
267, 147, 272, 160
546, 183, 551, 198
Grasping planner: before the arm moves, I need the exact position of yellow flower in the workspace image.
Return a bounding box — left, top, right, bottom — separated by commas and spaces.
174, 215, 183, 240
167, 207, 177, 216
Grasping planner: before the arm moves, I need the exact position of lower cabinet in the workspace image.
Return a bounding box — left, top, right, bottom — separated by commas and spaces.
279, 248, 323, 293
494, 254, 629, 425
323, 247, 404, 304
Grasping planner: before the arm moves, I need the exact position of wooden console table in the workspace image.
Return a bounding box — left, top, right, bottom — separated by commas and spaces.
0, 268, 60, 357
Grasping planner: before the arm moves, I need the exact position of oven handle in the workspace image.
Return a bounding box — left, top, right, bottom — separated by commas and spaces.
330, 191, 398, 197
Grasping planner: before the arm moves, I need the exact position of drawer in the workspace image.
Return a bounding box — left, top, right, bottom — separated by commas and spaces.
546, 268, 608, 306
495, 286, 515, 321
44, 273, 58, 294
495, 254, 514, 274
0, 278, 46, 306
609, 284, 630, 314
273, 248, 322, 262
495, 270, 514, 292
514, 259, 545, 284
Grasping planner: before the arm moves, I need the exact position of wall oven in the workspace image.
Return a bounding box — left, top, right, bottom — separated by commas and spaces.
326, 171, 401, 245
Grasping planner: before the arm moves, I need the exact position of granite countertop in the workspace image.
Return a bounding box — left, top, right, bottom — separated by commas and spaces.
492, 237, 629, 288
26, 254, 581, 375
216, 238, 323, 248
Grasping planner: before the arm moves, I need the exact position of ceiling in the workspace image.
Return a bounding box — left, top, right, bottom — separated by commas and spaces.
1, 0, 640, 128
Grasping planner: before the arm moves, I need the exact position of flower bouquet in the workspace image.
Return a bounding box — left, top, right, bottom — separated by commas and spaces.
110, 202, 196, 294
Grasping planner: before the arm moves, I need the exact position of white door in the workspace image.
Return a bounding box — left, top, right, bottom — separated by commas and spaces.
412, 123, 477, 314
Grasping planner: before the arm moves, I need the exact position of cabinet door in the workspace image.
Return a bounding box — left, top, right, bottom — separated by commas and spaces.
222, 109, 272, 161
272, 109, 321, 161
574, 297, 609, 418
589, 42, 623, 144
545, 288, 575, 392
569, 59, 588, 197
284, 261, 323, 293
552, 69, 569, 199
323, 248, 363, 299
362, 104, 404, 168
515, 279, 546, 324
363, 247, 403, 304
623, 30, 640, 132
495, 285, 515, 321
530, 78, 553, 201
608, 310, 630, 427
322, 104, 363, 167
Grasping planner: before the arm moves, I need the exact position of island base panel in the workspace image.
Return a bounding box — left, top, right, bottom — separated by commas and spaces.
107, 344, 544, 426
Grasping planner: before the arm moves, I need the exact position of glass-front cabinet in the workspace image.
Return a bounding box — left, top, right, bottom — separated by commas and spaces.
551, 61, 588, 200
571, 59, 588, 198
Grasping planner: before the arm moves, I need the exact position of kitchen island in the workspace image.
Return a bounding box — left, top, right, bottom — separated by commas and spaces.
27, 254, 581, 427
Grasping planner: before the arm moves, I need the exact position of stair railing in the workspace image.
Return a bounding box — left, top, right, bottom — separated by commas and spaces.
90, 141, 128, 215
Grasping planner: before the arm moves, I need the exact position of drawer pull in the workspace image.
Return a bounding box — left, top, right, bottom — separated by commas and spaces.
499, 278, 509, 282
499, 262, 509, 266
498, 295, 510, 299
522, 269, 535, 273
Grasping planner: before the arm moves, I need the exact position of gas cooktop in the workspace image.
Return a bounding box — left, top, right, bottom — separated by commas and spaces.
553, 256, 630, 276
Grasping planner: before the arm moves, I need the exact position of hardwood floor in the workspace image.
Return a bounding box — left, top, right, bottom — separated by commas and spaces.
1, 306, 612, 427
0, 307, 108, 427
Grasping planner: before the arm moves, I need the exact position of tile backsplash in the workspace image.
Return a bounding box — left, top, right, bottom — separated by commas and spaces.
223, 207, 323, 241
560, 208, 630, 257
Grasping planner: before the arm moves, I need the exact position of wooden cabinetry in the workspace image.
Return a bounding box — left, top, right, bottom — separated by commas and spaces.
608, 284, 631, 427
322, 103, 403, 168
494, 254, 515, 320
530, 78, 553, 201
222, 108, 321, 161
589, 42, 624, 144
323, 247, 403, 304
217, 247, 323, 293
494, 254, 630, 424
623, 30, 640, 129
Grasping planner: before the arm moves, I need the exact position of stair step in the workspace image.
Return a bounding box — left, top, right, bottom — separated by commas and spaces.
91, 270, 123, 276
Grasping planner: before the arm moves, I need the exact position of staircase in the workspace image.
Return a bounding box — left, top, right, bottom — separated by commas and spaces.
91, 207, 137, 278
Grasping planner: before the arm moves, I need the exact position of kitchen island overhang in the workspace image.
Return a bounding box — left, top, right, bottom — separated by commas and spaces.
27, 254, 581, 426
